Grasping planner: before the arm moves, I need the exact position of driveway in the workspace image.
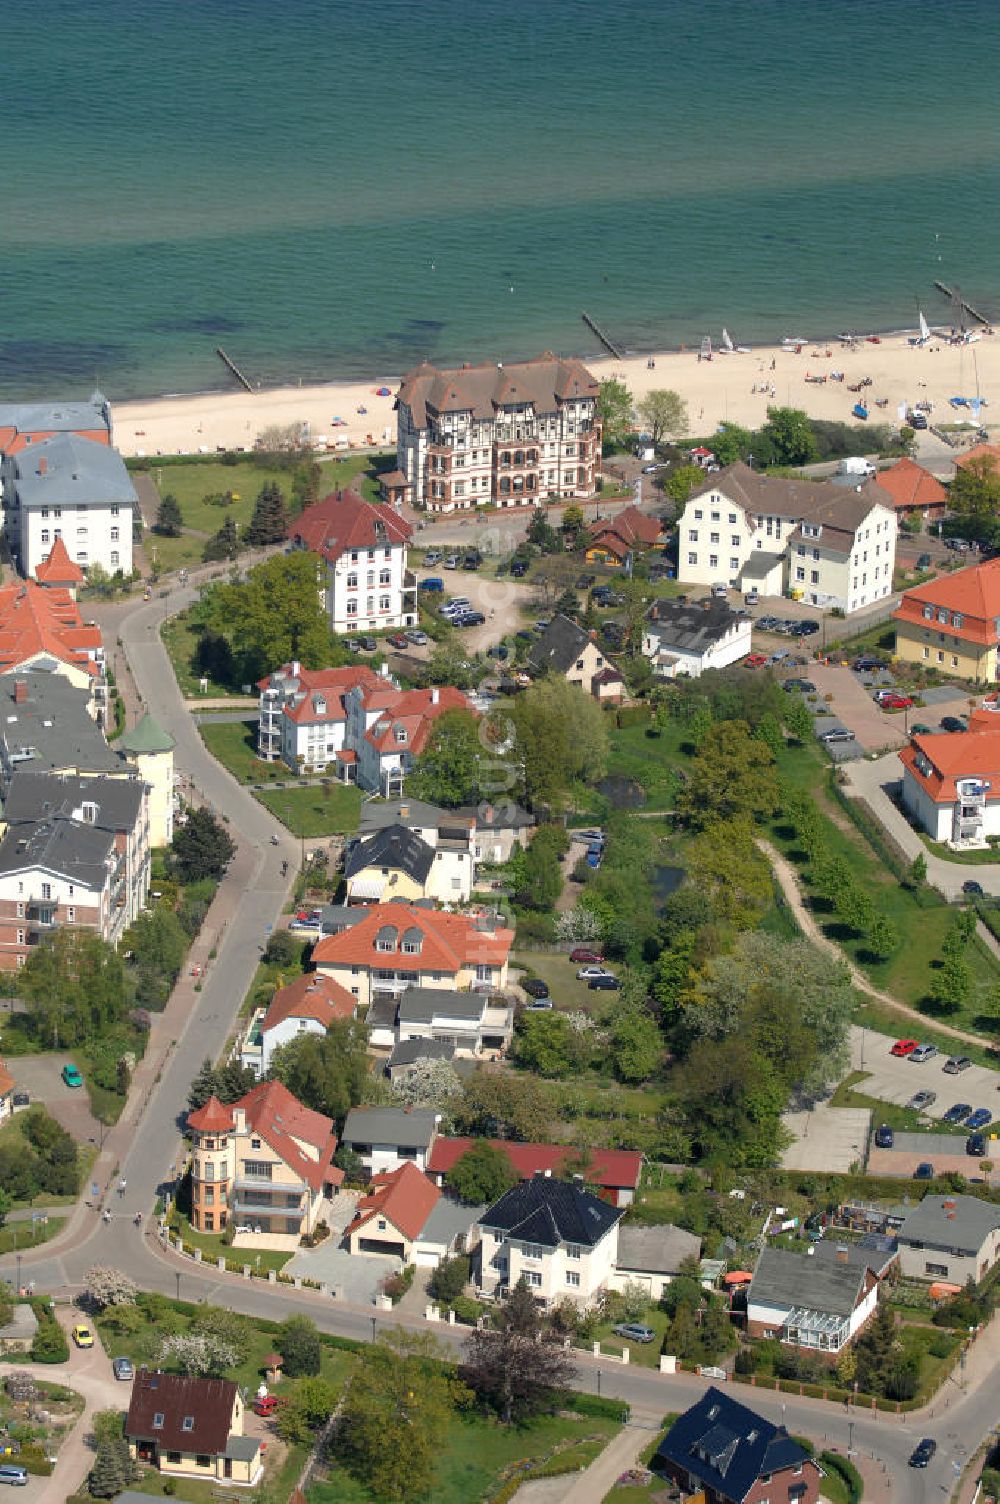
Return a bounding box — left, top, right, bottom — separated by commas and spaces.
850, 1026, 998, 1124
801, 662, 909, 753
840, 753, 1000, 899
7, 1055, 106, 1144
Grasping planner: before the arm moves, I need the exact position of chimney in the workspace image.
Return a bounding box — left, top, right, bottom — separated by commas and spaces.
431, 687, 440, 705
13, 680, 27, 704
836, 1245, 849, 1264
291, 660, 300, 677
233, 1107, 246, 1134
38, 457, 47, 476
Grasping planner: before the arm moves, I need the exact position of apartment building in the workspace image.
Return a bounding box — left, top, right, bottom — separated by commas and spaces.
0, 577, 105, 700
395, 353, 601, 513
344, 822, 474, 904
0, 771, 149, 969
186, 1080, 342, 1244
256, 661, 383, 769
344, 681, 473, 796
289, 489, 417, 633
893, 555, 1000, 682
312, 901, 513, 1010
676, 462, 897, 614
0, 429, 136, 581
0, 672, 120, 788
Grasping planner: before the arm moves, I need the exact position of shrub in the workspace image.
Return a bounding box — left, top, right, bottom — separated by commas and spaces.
31, 1311, 69, 1364
451, 1296, 484, 1325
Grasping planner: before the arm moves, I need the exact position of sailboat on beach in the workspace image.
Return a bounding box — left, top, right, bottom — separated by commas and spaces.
700, 335, 713, 361
720, 327, 752, 354
909, 311, 933, 347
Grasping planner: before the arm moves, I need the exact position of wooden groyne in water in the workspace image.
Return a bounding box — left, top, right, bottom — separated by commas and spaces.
933, 282, 991, 327
216, 347, 254, 392
581, 312, 624, 359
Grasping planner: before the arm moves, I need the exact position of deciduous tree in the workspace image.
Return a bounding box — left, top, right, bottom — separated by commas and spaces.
268, 1020, 370, 1120
456, 1071, 552, 1143
275, 1375, 337, 1444
462, 1280, 575, 1423
597, 378, 634, 453
172, 807, 236, 882
446, 1142, 520, 1205
276, 1315, 322, 1377
512, 677, 609, 812
665, 463, 704, 506
200, 550, 337, 683
85, 1267, 138, 1310
676, 720, 779, 829
636, 389, 688, 446
610, 1005, 663, 1083
407, 709, 483, 807
390, 1056, 463, 1113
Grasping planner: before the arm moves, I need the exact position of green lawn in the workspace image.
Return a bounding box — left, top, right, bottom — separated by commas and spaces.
772, 741, 1000, 1030
0, 1115, 98, 1209
198, 719, 286, 783
310, 1411, 619, 1504
167, 1210, 295, 1274
603, 718, 682, 812
0, 1214, 66, 1255
513, 949, 607, 1013
256, 782, 363, 838
144, 531, 205, 575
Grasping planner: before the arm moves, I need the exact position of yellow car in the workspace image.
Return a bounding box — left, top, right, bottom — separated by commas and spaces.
72, 1323, 94, 1349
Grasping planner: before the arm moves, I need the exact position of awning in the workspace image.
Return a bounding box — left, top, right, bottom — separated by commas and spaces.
348, 875, 386, 901
930, 1282, 962, 1301
723, 1270, 753, 1286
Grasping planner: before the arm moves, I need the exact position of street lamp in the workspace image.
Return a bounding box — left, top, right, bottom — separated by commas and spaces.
596, 1368, 602, 1398
15, 1254, 21, 1295
370, 1315, 377, 1344
175, 1271, 181, 1302
847, 1420, 855, 1456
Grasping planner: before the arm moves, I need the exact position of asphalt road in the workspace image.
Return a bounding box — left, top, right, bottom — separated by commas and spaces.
6, 578, 997, 1503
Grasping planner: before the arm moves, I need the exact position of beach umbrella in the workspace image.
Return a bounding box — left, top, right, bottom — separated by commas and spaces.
375, 386, 392, 397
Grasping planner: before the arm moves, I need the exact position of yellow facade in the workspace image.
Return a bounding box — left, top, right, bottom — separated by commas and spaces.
894, 619, 997, 682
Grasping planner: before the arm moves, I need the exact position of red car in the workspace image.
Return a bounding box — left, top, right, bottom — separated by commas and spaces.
569, 947, 605, 964
744, 653, 768, 669
253, 1395, 281, 1417
891, 1038, 919, 1057
875, 691, 913, 710
388, 633, 409, 650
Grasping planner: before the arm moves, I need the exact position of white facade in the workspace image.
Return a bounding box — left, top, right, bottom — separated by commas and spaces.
788, 506, 897, 614
641, 615, 752, 679
24, 502, 132, 582
746, 1283, 877, 1353
324, 538, 416, 634
477, 1210, 619, 1308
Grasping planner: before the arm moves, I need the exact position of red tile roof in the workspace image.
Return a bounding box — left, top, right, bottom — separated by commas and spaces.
346, 1162, 440, 1242
33, 536, 85, 585
125, 1371, 240, 1455
875, 457, 947, 513
187, 1094, 234, 1134
0, 580, 102, 677
587, 505, 661, 552
893, 556, 1000, 646
236, 1078, 343, 1192
313, 902, 513, 975
363, 685, 472, 756
900, 729, 1000, 805
955, 443, 1000, 473
261, 973, 357, 1034
0, 1060, 14, 1099
292, 489, 412, 561
427, 1137, 642, 1191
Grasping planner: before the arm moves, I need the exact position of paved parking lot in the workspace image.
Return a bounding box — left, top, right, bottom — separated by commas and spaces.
781, 1103, 871, 1173
850, 1027, 998, 1124
5, 1053, 106, 1142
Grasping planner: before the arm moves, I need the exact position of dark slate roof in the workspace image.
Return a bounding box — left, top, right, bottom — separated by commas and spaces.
616, 1223, 702, 1276
0, 671, 119, 776
898, 1193, 1000, 1255
366, 996, 400, 1034
4, 771, 143, 832
528, 614, 591, 677
0, 815, 115, 887
749, 1246, 864, 1317
481, 1173, 623, 1248
811, 1235, 897, 1280
386, 1038, 456, 1071
345, 824, 435, 885
654, 1386, 814, 1503
342, 1105, 438, 1150
645, 598, 744, 654
457, 799, 534, 831
318, 904, 369, 935
397, 986, 484, 1025
359, 797, 454, 834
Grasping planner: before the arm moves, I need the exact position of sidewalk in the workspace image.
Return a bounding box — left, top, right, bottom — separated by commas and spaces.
514, 1415, 660, 1504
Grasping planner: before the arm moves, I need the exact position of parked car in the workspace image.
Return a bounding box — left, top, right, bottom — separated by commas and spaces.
419, 577, 444, 592
569, 948, 605, 964
423, 550, 442, 566
795, 620, 820, 636
388, 633, 409, 650
113, 1357, 135, 1381
943, 1055, 973, 1073
874, 1124, 894, 1148
510, 560, 529, 578
908, 1091, 937, 1111
613, 1322, 655, 1343
875, 692, 913, 710
941, 715, 968, 732
745, 589, 760, 605
962, 880, 984, 896
965, 1108, 993, 1130
586, 847, 602, 869
967, 1132, 988, 1157
522, 978, 550, 999
852, 654, 887, 672
784, 678, 816, 693
891, 1038, 919, 1056
818, 727, 856, 744
0, 1466, 28, 1488
253, 1395, 281, 1417
72, 1323, 95, 1349
456, 611, 486, 627
462, 553, 483, 570
910, 722, 933, 734
575, 830, 605, 846
909, 1043, 938, 1063
406, 629, 428, 646
589, 974, 621, 991
525, 999, 554, 1011
917, 553, 932, 569
359, 636, 377, 652
942, 1103, 972, 1124
744, 653, 769, 668
487, 644, 509, 660
912, 1162, 935, 1181
61, 1063, 84, 1089
444, 554, 459, 569
908, 1438, 937, 1468
908, 411, 929, 430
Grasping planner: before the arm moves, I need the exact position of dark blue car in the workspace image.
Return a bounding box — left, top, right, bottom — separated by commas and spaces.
965, 1108, 992, 1131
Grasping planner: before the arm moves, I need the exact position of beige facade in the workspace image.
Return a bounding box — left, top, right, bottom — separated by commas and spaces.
477, 1217, 618, 1308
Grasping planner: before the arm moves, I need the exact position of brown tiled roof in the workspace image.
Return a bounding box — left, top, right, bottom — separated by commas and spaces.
587, 505, 660, 550
346, 1162, 440, 1242
875, 457, 947, 512
690, 463, 891, 545
428, 1137, 642, 1190
363, 685, 472, 756
292, 489, 411, 558
397, 353, 599, 429
261, 973, 357, 1033
125, 1370, 238, 1454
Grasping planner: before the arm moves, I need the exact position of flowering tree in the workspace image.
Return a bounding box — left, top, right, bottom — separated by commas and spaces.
85, 1267, 138, 1310
159, 1332, 239, 1378
555, 906, 602, 943
390, 1056, 463, 1112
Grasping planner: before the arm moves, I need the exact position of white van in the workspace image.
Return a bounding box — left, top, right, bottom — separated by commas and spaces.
711, 583, 728, 599
838, 456, 877, 479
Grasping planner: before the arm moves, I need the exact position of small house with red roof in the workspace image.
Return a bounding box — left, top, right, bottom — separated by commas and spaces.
240, 972, 359, 1078
584, 505, 662, 567
954, 442, 1000, 475
874, 457, 947, 523
345, 679, 476, 796
688, 446, 716, 468
346, 1162, 480, 1267
187, 1080, 342, 1246
427, 1137, 642, 1207
289, 488, 417, 634
893, 555, 1000, 682
313, 902, 513, 1010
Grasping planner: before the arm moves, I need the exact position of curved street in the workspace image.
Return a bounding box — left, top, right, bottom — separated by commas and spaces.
4, 580, 997, 1502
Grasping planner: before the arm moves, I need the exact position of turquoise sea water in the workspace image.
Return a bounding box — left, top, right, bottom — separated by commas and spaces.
3, 0, 999, 398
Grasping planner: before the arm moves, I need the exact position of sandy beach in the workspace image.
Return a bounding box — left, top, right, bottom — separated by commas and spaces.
111, 329, 995, 460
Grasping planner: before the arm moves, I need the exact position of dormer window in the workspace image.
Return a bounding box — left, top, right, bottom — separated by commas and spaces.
376, 925, 398, 953
953, 613, 964, 629
923, 604, 934, 620
938, 609, 949, 624
402, 926, 423, 955
395, 728, 407, 743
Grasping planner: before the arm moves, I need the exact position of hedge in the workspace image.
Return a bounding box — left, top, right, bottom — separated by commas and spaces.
18, 1447, 53, 1477
820, 1450, 862, 1504
564, 1391, 631, 1422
